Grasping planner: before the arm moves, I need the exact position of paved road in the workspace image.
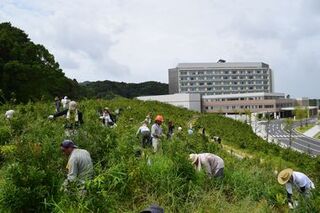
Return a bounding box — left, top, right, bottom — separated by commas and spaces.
265, 118, 320, 155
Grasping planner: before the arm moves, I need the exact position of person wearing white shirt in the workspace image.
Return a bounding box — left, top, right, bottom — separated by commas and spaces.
61, 96, 70, 110
278, 168, 315, 209
5, 110, 14, 119
136, 120, 151, 147
189, 153, 224, 178
151, 115, 164, 152
100, 107, 116, 127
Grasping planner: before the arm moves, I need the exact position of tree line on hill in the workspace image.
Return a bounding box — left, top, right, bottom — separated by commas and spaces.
0, 22, 168, 103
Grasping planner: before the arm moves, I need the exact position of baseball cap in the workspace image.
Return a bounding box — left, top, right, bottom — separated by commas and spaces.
140, 204, 164, 213
61, 140, 78, 148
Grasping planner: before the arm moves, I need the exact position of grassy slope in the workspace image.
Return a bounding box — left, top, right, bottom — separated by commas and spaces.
0, 99, 319, 212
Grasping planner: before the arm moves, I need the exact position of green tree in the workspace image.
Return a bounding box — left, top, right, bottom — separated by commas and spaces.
0, 22, 79, 103
294, 107, 307, 128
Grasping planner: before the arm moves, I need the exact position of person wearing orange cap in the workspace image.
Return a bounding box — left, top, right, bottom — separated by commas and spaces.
151, 115, 164, 152
277, 168, 315, 209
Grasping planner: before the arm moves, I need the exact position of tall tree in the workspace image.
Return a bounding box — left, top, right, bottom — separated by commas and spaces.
0, 22, 79, 103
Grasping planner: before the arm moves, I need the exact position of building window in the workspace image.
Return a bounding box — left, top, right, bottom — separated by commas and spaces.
265, 105, 274, 108
181, 71, 187, 75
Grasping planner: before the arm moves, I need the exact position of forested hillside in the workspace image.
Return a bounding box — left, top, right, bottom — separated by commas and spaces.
0, 22, 80, 103
0, 23, 168, 103
0, 98, 319, 212
80, 80, 168, 99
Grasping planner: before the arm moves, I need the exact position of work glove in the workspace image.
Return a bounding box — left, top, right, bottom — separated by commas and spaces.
288, 201, 298, 209
48, 115, 54, 119
288, 202, 294, 209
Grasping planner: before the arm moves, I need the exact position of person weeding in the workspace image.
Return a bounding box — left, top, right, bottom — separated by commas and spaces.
48, 101, 84, 135
60, 140, 93, 190
151, 115, 164, 152
5, 109, 14, 119
277, 168, 315, 209
167, 121, 175, 139
100, 107, 116, 127
136, 120, 151, 147
189, 153, 225, 178
54, 97, 61, 112
188, 127, 194, 135
61, 96, 70, 110
146, 112, 152, 124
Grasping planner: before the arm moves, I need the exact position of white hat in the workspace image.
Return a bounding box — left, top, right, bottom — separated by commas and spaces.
189, 154, 201, 171
69, 101, 77, 110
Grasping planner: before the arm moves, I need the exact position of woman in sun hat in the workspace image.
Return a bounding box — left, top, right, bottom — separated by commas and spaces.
277, 168, 315, 209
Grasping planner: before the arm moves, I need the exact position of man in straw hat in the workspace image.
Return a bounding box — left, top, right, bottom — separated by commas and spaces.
277, 168, 315, 209
189, 153, 224, 178
151, 115, 164, 152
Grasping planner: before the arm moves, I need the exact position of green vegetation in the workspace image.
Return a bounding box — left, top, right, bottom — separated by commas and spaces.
296, 124, 314, 134
294, 107, 309, 128
80, 80, 168, 99
0, 99, 319, 212
0, 23, 169, 103
0, 22, 80, 103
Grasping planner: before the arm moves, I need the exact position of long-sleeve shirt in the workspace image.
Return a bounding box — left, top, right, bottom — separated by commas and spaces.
151, 123, 162, 139
197, 153, 224, 176
65, 149, 93, 185
286, 171, 315, 195
136, 125, 150, 136
5, 110, 14, 119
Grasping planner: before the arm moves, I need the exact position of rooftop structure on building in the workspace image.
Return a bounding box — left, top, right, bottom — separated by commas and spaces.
169, 62, 274, 95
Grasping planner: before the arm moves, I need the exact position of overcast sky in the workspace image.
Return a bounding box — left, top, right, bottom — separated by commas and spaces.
1, 0, 320, 98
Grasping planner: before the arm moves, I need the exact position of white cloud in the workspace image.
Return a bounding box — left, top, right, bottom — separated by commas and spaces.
0, 0, 320, 97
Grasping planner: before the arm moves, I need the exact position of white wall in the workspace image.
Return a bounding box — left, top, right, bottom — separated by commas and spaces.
137, 93, 201, 112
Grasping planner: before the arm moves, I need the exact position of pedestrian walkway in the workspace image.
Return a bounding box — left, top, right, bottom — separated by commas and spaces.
304, 125, 320, 138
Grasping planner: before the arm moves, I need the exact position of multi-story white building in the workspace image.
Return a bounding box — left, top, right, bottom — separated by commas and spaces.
169, 62, 274, 95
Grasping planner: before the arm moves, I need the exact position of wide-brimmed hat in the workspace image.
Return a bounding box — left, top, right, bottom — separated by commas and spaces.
277, 168, 293, 185
69, 101, 77, 110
